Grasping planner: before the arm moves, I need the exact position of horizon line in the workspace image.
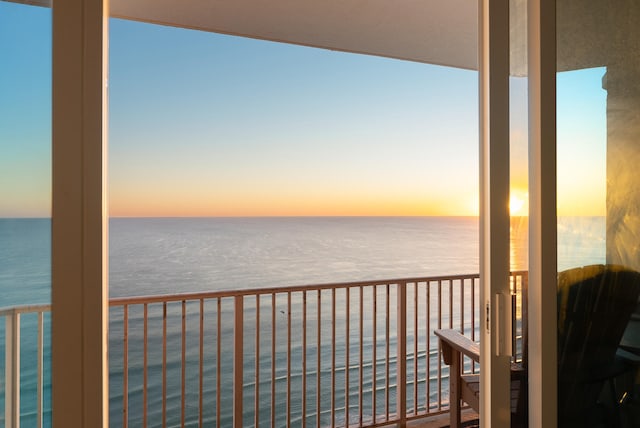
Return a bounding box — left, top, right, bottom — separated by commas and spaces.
0, 214, 607, 220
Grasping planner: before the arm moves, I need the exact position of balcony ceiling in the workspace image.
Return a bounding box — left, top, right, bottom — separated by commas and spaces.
15, 0, 623, 73
108, 0, 640, 74
111, 0, 478, 69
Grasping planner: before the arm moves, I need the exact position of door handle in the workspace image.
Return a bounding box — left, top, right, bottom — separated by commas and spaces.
495, 293, 512, 357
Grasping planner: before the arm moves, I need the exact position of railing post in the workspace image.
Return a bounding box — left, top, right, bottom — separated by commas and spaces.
5, 311, 20, 428
37, 312, 44, 428
396, 282, 407, 427
233, 296, 244, 428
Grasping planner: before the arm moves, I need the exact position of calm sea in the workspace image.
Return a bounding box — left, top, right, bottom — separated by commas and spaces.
109, 217, 483, 298
0, 216, 604, 426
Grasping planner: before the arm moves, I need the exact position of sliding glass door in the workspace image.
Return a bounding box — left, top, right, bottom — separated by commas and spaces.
557, 1, 640, 426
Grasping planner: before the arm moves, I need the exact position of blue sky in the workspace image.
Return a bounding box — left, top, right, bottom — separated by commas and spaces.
107, 18, 479, 217
0, 2, 51, 217
0, 1, 607, 217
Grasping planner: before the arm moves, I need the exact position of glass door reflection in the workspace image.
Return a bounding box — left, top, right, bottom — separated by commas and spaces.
557, 2, 640, 426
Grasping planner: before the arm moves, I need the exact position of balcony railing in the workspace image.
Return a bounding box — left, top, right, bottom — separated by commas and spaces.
1, 304, 50, 428
1, 271, 527, 427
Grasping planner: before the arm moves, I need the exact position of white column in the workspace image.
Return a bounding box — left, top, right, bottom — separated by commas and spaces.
527, 0, 557, 427
479, 0, 512, 426
605, 65, 640, 270
52, 0, 109, 426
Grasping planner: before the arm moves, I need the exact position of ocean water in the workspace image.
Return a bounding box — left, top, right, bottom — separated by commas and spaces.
108, 217, 481, 298
0, 216, 605, 426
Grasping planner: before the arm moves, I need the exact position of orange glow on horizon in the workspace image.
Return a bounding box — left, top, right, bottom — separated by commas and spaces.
109, 191, 480, 218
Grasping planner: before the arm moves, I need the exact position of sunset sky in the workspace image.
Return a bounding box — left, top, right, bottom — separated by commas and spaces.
0, 1, 607, 218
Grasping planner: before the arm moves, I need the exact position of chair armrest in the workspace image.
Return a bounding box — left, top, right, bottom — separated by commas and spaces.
435, 329, 480, 365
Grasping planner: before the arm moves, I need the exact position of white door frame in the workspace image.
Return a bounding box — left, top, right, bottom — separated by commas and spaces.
527, 0, 557, 427
480, 1, 558, 426
47, 1, 558, 427
479, 0, 512, 425
51, 0, 109, 426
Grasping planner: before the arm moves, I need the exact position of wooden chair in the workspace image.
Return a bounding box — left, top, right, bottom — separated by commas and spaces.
436, 265, 640, 428
435, 301, 528, 428
557, 265, 640, 426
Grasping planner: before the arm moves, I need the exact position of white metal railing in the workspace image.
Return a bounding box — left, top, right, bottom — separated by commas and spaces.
1, 304, 50, 428
1, 272, 527, 428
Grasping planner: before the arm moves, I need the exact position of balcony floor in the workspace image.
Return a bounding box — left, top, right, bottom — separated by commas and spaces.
408, 409, 479, 428
407, 390, 640, 428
